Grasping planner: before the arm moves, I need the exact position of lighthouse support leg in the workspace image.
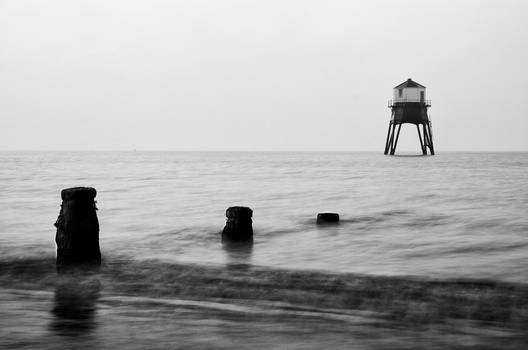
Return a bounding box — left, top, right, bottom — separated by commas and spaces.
426, 123, 435, 155
416, 124, 425, 155
385, 123, 396, 155
422, 124, 429, 155
384, 122, 393, 155
390, 124, 401, 155
388, 123, 396, 155
422, 123, 434, 155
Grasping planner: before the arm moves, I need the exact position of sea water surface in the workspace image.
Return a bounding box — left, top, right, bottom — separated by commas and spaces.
1, 152, 527, 349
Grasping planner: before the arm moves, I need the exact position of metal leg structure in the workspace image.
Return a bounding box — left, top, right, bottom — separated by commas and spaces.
384, 122, 435, 156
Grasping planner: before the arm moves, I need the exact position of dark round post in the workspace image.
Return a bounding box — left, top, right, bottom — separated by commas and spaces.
54, 187, 101, 266
222, 206, 253, 241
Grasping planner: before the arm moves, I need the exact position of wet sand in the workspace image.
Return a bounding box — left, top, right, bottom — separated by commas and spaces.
1, 257, 527, 349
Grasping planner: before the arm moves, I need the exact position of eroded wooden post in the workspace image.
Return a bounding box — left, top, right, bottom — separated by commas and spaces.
316, 213, 340, 225
222, 206, 253, 241
54, 187, 101, 266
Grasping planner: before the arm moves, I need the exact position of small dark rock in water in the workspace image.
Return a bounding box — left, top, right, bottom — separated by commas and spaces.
222, 206, 253, 241
55, 187, 101, 267
316, 213, 340, 224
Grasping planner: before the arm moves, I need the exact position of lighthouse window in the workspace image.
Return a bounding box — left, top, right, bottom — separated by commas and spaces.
398, 89, 403, 98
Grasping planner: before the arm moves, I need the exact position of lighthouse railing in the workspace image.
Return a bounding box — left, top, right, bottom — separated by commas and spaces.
388, 99, 431, 107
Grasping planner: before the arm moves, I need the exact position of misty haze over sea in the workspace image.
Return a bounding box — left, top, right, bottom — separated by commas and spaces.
2, 0, 528, 347
1, 151, 527, 348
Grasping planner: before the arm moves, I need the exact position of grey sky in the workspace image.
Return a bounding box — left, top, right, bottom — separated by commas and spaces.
1, 0, 527, 151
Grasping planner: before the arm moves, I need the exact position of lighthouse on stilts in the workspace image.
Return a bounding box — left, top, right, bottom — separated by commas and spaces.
384, 78, 435, 155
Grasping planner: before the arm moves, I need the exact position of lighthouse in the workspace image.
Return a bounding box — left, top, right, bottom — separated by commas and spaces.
384, 78, 435, 155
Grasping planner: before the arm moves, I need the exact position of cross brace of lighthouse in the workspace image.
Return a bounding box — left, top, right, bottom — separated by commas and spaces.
384, 78, 435, 155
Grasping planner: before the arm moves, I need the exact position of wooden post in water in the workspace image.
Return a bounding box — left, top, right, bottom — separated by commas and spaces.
316, 213, 340, 224
54, 187, 101, 266
222, 206, 253, 241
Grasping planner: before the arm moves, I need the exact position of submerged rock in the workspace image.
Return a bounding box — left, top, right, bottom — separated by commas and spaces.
222, 206, 253, 241
316, 213, 340, 224
54, 187, 101, 267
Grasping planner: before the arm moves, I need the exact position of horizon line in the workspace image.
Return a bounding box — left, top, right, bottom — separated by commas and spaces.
1, 149, 527, 153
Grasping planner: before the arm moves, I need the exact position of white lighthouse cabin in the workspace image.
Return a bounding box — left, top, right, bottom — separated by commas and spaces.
392, 78, 427, 104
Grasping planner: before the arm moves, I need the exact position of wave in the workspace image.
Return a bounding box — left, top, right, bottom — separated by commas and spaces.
404, 241, 528, 258
444, 242, 528, 255
98, 295, 380, 324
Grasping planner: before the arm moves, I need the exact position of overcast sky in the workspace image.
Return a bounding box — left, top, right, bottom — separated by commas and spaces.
1, 0, 527, 151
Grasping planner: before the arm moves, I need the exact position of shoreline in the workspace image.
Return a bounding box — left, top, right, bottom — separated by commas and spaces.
1, 256, 527, 329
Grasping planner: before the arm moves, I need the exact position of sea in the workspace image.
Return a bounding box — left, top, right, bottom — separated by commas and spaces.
1, 151, 527, 349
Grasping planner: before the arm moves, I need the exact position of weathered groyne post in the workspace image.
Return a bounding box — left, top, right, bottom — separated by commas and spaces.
316, 212, 340, 224
385, 78, 435, 155
222, 206, 253, 241
54, 187, 101, 266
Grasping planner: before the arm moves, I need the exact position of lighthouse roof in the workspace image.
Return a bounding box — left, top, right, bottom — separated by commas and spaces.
394, 78, 426, 89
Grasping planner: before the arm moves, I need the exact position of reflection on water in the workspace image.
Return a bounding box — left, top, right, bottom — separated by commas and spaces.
50, 275, 101, 336
222, 238, 253, 269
